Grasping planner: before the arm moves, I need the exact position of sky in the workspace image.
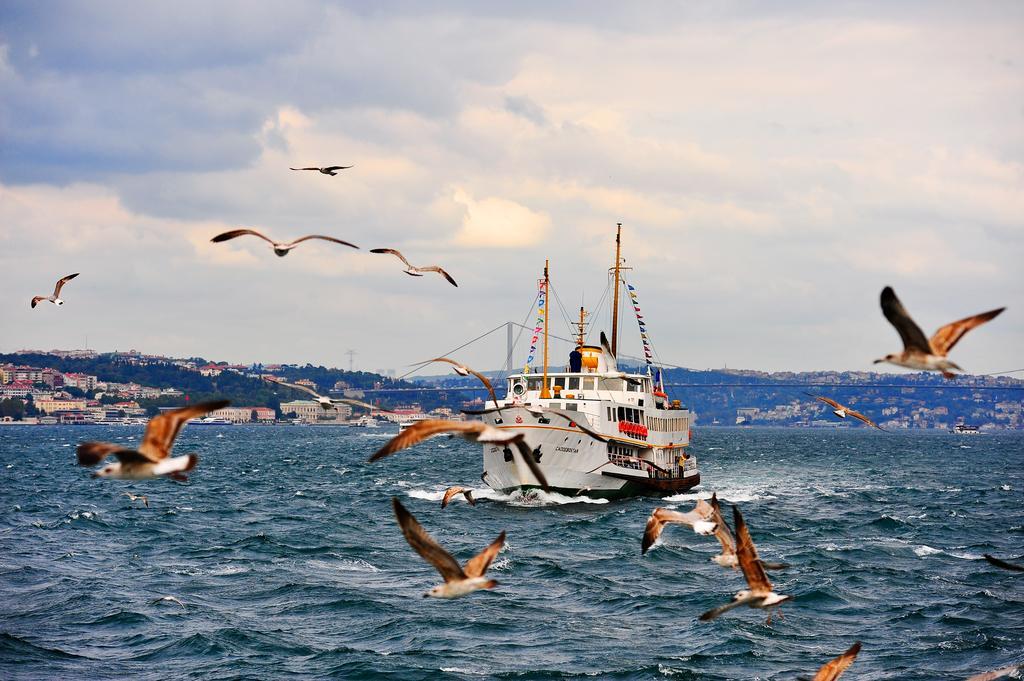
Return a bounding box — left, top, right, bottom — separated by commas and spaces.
1, 1, 1022, 376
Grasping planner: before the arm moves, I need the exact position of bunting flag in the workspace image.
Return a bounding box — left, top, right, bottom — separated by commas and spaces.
625, 282, 654, 367
524, 279, 547, 373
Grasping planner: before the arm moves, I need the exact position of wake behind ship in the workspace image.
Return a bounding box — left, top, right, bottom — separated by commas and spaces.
475, 225, 700, 499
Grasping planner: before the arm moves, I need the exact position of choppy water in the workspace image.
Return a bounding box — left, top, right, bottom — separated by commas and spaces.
1, 425, 1022, 680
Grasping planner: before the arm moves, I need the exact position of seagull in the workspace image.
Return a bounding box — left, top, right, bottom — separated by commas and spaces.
706, 493, 788, 571
419, 358, 500, 411
368, 419, 549, 491
151, 596, 186, 610
641, 499, 718, 554
392, 497, 504, 599
370, 248, 458, 287
805, 393, 885, 431
289, 165, 353, 176
265, 377, 389, 412
983, 554, 1024, 572
966, 665, 1023, 681
77, 400, 229, 481
462, 404, 608, 443
813, 641, 861, 681
211, 229, 359, 257
123, 492, 149, 508
31, 273, 80, 308
700, 505, 792, 624
441, 486, 476, 509
875, 286, 1005, 378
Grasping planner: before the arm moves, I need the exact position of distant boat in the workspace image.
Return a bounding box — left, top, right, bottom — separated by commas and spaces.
951, 424, 981, 435
398, 414, 430, 432
190, 416, 233, 426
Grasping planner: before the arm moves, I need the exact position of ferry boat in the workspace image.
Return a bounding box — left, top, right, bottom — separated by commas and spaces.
476, 225, 699, 500
951, 424, 981, 435
399, 414, 430, 432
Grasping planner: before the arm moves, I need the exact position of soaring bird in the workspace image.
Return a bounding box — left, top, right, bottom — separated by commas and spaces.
419, 358, 500, 410
289, 165, 353, 176
211, 229, 358, 257
441, 486, 476, 509
812, 641, 861, 681
31, 273, 80, 308
123, 492, 149, 508
264, 377, 388, 413
805, 393, 885, 431
462, 404, 608, 443
700, 505, 792, 624
368, 420, 549, 491
77, 401, 229, 481
875, 287, 1005, 378
641, 499, 718, 554
370, 248, 458, 287
983, 554, 1024, 572
392, 497, 504, 599
706, 493, 788, 571
966, 665, 1023, 681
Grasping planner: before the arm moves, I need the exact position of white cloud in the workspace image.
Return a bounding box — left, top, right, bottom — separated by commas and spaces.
450, 187, 550, 248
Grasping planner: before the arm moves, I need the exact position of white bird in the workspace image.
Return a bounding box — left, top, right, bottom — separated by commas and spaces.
370, 248, 458, 287
462, 404, 608, 443
813, 642, 861, 681
805, 393, 885, 430
77, 401, 229, 481
706, 493, 788, 571
419, 357, 500, 411
700, 505, 792, 624
392, 497, 504, 599
641, 500, 718, 554
289, 165, 353, 176
966, 665, 1023, 681
123, 492, 149, 508
368, 419, 549, 491
211, 229, 358, 257
151, 596, 186, 610
31, 273, 80, 308
265, 377, 389, 413
875, 286, 1005, 378
441, 486, 476, 509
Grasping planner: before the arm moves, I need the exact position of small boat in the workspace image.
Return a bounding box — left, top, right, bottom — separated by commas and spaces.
951, 424, 981, 435
398, 414, 430, 432
190, 416, 233, 426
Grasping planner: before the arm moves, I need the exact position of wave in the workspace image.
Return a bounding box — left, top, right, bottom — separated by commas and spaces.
406, 487, 608, 505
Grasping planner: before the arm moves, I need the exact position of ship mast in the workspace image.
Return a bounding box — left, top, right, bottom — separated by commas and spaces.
610, 223, 622, 356
540, 259, 551, 399
575, 306, 587, 347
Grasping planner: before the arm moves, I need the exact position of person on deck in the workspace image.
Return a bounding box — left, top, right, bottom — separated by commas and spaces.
569, 346, 582, 373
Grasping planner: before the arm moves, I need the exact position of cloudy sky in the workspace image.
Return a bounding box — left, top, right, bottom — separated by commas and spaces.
2, 1, 1021, 376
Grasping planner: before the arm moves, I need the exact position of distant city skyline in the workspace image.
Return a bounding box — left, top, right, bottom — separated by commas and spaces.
2, 2, 1021, 374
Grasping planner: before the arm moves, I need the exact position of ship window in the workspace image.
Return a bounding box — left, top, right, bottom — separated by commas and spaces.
567, 377, 580, 390
617, 406, 625, 421
625, 380, 638, 392
527, 377, 542, 391
549, 403, 561, 410
599, 378, 624, 391
564, 403, 577, 411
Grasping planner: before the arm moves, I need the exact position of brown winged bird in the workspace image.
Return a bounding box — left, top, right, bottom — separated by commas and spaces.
641, 499, 717, 554
441, 486, 476, 509
875, 286, 1004, 378
966, 664, 1024, 681
368, 419, 549, 491
265, 376, 389, 413
419, 357, 500, 411
123, 492, 149, 507
370, 248, 458, 287
77, 401, 228, 481
31, 272, 80, 308
805, 393, 885, 430
392, 497, 504, 598
706, 493, 788, 571
211, 229, 358, 257
983, 554, 1024, 572
813, 641, 861, 681
289, 165, 353, 175
700, 505, 792, 624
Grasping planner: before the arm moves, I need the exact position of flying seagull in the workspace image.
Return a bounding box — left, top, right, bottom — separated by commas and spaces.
441, 486, 476, 509
289, 165, 353, 176
983, 554, 1024, 572
264, 377, 389, 413
370, 248, 458, 287
123, 492, 149, 508
31, 272, 80, 308
368, 420, 549, 491
641, 500, 718, 555
813, 641, 862, 681
419, 358, 501, 411
875, 286, 1005, 378
392, 497, 504, 598
966, 665, 1023, 681
700, 505, 792, 624
805, 393, 885, 431
211, 229, 359, 257
77, 400, 229, 481
706, 493, 788, 571
151, 596, 186, 610
462, 404, 608, 443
